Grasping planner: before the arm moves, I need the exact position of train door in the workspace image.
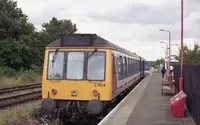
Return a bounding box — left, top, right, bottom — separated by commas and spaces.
143, 60, 145, 76
112, 54, 117, 95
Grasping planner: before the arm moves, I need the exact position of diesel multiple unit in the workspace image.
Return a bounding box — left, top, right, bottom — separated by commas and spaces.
41, 34, 145, 122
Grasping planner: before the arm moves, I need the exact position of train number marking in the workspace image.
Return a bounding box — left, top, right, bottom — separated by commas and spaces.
94, 83, 106, 87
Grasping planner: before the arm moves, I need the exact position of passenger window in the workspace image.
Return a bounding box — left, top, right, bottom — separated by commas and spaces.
87, 52, 105, 80
128, 58, 130, 75
117, 56, 123, 80
130, 59, 133, 74
123, 57, 126, 78
67, 52, 84, 79
47, 52, 64, 79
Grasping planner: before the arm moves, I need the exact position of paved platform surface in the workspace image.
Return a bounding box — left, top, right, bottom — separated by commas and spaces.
126, 73, 196, 125
99, 72, 196, 125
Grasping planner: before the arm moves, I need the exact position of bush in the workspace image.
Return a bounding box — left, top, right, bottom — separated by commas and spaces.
21, 69, 40, 83
0, 66, 42, 88
0, 66, 17, 77
30, 65, 42, 74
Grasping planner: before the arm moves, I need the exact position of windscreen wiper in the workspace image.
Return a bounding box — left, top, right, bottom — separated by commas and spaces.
87, 49, 97, 60
52, 48, 59, 67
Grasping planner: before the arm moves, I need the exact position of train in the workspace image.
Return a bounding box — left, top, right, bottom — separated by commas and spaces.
144, 60, 151, 76
40, 34, 146, 124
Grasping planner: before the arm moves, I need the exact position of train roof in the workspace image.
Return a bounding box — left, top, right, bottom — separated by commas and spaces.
46, 33, 144, 59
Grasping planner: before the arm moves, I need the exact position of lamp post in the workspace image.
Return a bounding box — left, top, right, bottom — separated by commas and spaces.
160, 42, 168, 57
179, 0, 184, 91
159, 29, 171, 80
160, 41, 168, 80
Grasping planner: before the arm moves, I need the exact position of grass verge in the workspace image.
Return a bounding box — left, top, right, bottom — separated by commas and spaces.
0, 66, 42, 88
0, 75, 41, 89
0, 100, 41, 125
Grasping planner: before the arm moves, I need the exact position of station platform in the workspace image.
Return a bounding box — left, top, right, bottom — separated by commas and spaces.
98, 72, 196, 125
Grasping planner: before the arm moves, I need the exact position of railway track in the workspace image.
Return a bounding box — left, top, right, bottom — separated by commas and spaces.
0, 83, 42, 109
0, 83, 41, 94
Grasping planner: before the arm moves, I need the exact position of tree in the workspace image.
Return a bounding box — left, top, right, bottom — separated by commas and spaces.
150, 61, 157, 68
184, 43, 200, 64
150, 58, 165, 69
0, 0, 78, 72
41, 17, 77, 43
0, 0, 35, 40
0, 37, 39, 70
0, 0, 38, 71
35, 17, 78, 66
175, 43, 200, 64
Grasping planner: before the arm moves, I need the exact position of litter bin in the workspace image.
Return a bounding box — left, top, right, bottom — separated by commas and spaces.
170, 90, 187, 118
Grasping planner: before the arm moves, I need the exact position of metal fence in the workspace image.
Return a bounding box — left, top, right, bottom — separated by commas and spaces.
173, 64, 200, 125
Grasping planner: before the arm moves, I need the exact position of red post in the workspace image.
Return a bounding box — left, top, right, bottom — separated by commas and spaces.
179, 0, 184, 91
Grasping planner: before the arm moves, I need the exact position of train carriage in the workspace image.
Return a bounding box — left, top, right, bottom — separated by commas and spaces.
41, 34, 145, 123
144, 60, 151, 76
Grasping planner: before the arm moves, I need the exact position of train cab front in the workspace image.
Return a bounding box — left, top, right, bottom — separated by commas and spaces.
41, 48, 112, 121
41, 89, 106, 119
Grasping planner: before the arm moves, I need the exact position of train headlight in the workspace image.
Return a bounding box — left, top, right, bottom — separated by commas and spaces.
51, 89, 57, 95
93, 90, 99, 96
71, 90, 77, 96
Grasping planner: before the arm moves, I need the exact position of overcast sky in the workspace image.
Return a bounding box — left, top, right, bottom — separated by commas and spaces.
16, 0, 200, 61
